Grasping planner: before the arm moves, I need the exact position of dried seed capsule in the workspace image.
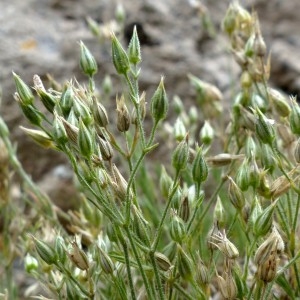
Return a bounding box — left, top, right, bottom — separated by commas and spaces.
214, 196, 226, 229
154, 252, 172, 271
210, 231, 239, 259
68, 240, 89, 270
92, 98, 109, 128
179, 195, 190, 223
98, 246, 114, 274
20, 126, 53, 149
217, 271, 237, 300
116, 94, 130, 132
257, 250, 278, 282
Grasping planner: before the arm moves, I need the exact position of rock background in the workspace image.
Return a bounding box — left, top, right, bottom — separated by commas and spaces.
0, 0, 299, 184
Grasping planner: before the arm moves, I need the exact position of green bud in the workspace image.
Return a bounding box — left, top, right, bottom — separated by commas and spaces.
32, 236, 57, 265
102, 75, 112, 96
24, 253, 39, 273
177, 245, 193, 281
78, 119, 94, 158
173, 95, 184, 115
170, 211, 186, 243
260, 143, 276, 173
115, 3, 126, 24
192, 147, 208, 184
159, 166, 173, 198
53, 113, 68, 145
55, 236, 67, 265
33, 74, 56, 113
111, 32, 130, 75
253, 202, 275, 237
254, 107, 275, 145
0, 117, 9, 138
60, 85, 74, 116
14, 93, 42, 126
235, 159, 250, 191
150, 77, 168, 123
128, 25, 141, 64
244, 34, 255, 57
245, 134, 257, 158
20, 126, 54, 149
173, 117, 186, 142
251, 93, 268, 113
289, 96, 300, 135
228, 176, 245, 210
172, 134, 189, 174
73, 97, 92, 126
222, 3, 237, 36
86, 16, 100, 37
200, 120, 214, 145
79, 41, 98, 77
268, 88, 290, 118
13, 72, 34, 105
98, 246, 114, 274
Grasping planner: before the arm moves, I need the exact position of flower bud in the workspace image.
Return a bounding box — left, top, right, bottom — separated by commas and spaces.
55, 236, 67, 265
14, 93, 42, 126
116, 94, 130, 132
228, 176, 245, 210
33, 74, 56, 113
32, 236, 57, 265
172, 134, 189, 174
60, 85, 74, 116
78, 119, 94, 158
222, 3, 237, 36
260, 143, 276, 174
154, 252, 172, 271
245, 134, 257, 158
73, 97, 92, 126
128, 25, 141, 65
111, 164, 132, 201
177, 245, 193, 281
173, 117, 186, 142
200, 120, 214, 145
254, 107, 275, 146
159, 166, 173, 198
24, 253, 39, 273
289, 96, 300, 135
268, 88, 290, 118
235, 159, 250, 191
20, 126, 53, 148
173, 95, 184, 115
98, 246, 114, 274
188, 106, 198, 125
79, 41, 98, 77
53, 113, 68, 145
253, 202, 275, 237
115, 3, 126, 24
68, 240, 89, 270
170, 211, 186, 243
111, 32, 130, 75
13, 72, 34, 105
192, 147, 208, 184
102, 75, 112, 96
150, 77, 168, 123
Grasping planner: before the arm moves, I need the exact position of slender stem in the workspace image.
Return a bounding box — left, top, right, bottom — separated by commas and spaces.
151, 179, 180, 252
122, 240, 137, 300
149, 252, 165, 300
124, 226, 155, 300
